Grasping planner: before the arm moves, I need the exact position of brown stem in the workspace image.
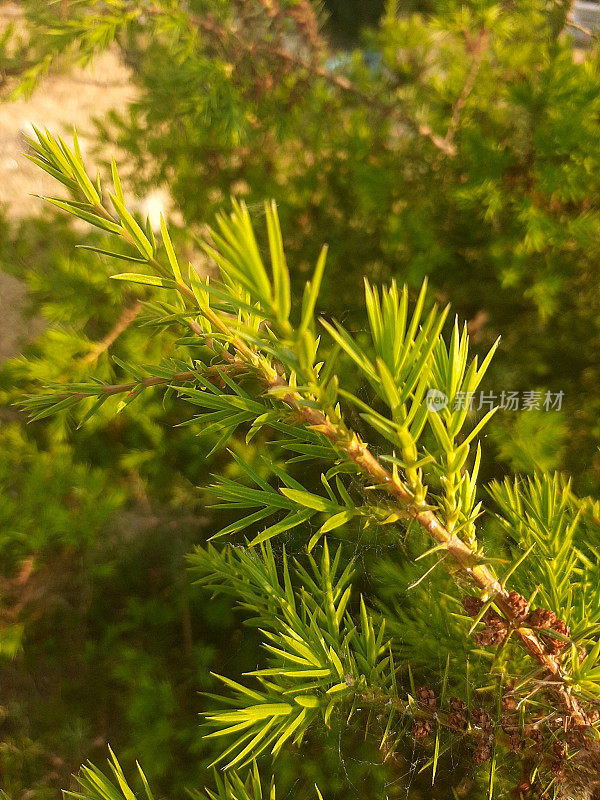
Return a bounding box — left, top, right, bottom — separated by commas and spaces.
63, 364, 244, 402
69, 370, 198, 400
566, 17, 595, 38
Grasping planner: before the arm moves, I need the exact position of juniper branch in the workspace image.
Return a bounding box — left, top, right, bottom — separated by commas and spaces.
158, 257, 588, 723
25, 129, 599, 788
59, 370, 197, 400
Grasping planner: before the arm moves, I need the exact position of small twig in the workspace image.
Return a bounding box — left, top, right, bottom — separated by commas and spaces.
440, 29, 488, 154
261, 43, 456, 156
80, 301, 142, 365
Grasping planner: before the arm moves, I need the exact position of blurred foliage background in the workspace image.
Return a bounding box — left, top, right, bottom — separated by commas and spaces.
1, 0, 600, 797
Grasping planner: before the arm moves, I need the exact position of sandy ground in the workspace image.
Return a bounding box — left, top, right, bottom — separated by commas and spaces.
0, 2, 137, 359
0, 271, 28, 360
0, 4, 136, 218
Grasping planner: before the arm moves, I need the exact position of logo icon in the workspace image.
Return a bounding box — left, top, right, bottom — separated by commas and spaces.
426, 389, 448, 412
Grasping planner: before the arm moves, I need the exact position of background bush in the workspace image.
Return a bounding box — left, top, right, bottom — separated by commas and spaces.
1, 0, 600, 796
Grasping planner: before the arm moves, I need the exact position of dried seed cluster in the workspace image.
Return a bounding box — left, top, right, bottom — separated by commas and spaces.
471, 704, 494, 764
473, 740, 493, 764
527, 608, 570, 654
410, 687, 437, 741
462, 594, 509, 648
462, 595, 485, 618
408, 678, 597, 785
411, 720, 432, 739
508, 732, 522, 752
501, 713, 517, 735
527, 608, 556, 628
553, 740, 566, 758
545, 618, 570, 655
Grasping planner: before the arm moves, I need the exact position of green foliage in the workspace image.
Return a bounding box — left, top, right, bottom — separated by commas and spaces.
194, 540, 390, 770
67, 751, 325, 800
193, 764, 277, 800
65, 749, 155, 800
0, 422, 124, 563
11, 0, 600, 491
4, 2, 600, 798
0, 215, 231, 797
488, 475, 600, 660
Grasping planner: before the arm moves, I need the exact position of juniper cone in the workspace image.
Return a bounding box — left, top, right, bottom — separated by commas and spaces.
449, 711, 468, 731
473, 742, 493, 765
415, 686, 437, 710
448, 696, 468, 730
553, 741, 566, 758
545, 619, 570, 655
528, 729, 544, 749
462, 595, 485, 617
471, 708, 493, 731
506, 590, 530, 620
501, 715, 518, 734
553, 619, 570, 638
528, 608, 557, 628
23, 128, 600, 799
508, 733, 523, 752
450, 696, 468, 713
473, 618, 509, 646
